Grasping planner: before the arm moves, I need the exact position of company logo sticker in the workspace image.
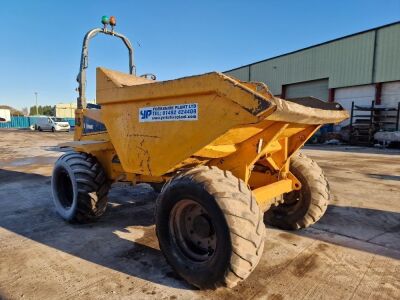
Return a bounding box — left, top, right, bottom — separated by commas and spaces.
139, 103, 198, 122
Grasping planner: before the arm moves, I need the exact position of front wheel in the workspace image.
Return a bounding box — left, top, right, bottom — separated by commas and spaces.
265, 152, 330, 230
51, 151, 110, 223
155, 166, 265, 289
51, 127, 55, 132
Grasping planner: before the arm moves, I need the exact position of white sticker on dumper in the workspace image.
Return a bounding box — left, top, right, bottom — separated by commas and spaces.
139, 103, 198, 122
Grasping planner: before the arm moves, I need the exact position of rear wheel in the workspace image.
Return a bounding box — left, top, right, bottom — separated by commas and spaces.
156, 166, 264, 289
38, 126, 42, 131
265, 152, 330, 230
51, 151, 110, 223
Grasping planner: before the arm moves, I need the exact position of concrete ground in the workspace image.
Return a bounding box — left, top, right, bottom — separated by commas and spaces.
0, 129, 399, 300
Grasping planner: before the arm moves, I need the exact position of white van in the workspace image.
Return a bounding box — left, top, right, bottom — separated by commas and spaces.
36, 116, 70, 132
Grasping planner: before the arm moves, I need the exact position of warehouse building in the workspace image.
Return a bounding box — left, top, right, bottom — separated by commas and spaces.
55, 100, 94, 118
55, 103, 77, 118
225, 21, 400, 128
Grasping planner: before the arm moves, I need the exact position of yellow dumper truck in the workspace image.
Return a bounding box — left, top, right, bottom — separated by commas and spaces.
52, 17, 348, 289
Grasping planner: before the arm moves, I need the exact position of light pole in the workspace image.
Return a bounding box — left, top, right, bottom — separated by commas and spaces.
34, 92, 38, 115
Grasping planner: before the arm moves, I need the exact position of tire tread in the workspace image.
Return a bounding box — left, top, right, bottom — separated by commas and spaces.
53, 151, 110, 223
266, 152, 330, 230
157, 165, 264, 288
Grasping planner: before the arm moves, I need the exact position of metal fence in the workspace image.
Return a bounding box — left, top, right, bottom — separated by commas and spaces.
0, 117, 75, 129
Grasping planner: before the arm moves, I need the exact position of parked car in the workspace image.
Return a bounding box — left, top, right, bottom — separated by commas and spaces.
36, 116, 70, 132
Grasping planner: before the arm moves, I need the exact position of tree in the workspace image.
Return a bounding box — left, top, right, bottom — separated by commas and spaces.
29, 105, 55, 116
29, 106, 38, 115
42, 105, 54, 116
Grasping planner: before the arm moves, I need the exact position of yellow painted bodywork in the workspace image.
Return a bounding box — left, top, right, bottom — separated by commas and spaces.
69, 67, 348, 210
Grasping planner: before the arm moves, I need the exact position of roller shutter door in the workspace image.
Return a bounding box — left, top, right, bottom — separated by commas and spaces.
335, 84, 375, 126
285, 79, 329, 101
382, 81, 400, 108
382, 81, 400, 130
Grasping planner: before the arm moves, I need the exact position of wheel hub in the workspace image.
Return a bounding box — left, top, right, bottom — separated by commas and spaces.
192, 214, 212, 238
169, 199, 217, 262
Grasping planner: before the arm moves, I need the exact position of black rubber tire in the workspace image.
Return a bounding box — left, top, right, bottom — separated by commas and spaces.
51, 151, 110, 223
38, 126, 42, 132
149, 182, 164, 193
51, 127, 55, 132
265, 152, 330, 230
155, 166, 265, 289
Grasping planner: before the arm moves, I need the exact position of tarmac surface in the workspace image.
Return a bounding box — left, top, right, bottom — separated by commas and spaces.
0, 129, 399, 299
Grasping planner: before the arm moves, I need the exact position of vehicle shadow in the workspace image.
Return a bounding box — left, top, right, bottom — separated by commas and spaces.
368, 173, 400, 181
0, 169, 192, 290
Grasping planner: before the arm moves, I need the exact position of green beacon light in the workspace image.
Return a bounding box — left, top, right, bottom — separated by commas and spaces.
101, 15, 110, 31
101, 15, 110, 25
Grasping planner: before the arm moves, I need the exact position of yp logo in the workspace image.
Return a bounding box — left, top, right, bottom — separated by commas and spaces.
140, 109, 152, 120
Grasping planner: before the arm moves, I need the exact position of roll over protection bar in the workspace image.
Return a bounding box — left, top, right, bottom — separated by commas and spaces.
76, 27, 135, 109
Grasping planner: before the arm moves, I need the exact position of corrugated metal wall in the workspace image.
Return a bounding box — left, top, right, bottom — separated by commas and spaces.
225, 66, 250, 81
0, 117, 30, 128
66, 118, 75, 127
224, 22, 400, 95
375, 23, 400, 83
250, 32, 375, 95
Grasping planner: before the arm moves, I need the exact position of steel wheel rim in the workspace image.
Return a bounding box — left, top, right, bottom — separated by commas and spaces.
169, 199, 217, 262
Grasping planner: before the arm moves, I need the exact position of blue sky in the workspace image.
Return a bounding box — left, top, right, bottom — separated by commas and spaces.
1, 0, 399, 110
